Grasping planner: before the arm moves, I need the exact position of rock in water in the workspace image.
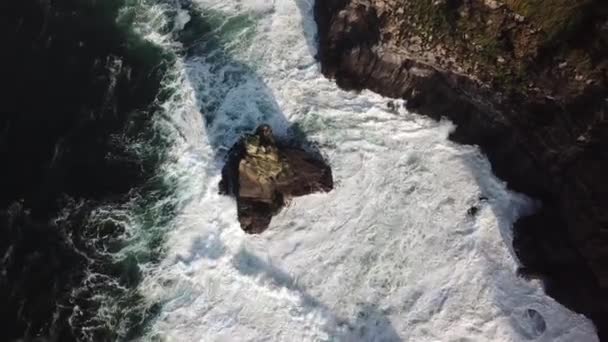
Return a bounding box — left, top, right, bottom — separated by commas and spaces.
219, 125, 333, 233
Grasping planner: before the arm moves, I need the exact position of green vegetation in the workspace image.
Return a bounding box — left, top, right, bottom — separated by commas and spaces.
475, 35, 503, 62
409, 0, 458, 35
505, 0, 593, 42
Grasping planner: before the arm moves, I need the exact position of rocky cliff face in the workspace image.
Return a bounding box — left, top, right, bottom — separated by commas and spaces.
314, 0, 608, 338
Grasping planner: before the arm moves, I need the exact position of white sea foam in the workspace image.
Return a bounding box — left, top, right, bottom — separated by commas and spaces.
137, 0, 598, 341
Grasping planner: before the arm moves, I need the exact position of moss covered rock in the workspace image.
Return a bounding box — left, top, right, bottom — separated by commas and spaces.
220, 125, 333, 233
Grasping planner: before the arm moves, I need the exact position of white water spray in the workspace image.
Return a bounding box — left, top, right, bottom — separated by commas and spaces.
134, 0, 598, 341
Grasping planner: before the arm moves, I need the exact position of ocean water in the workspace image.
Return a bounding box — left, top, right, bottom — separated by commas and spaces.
128, 0, 598, 341
1, 0, 598, 341
1, 0, 176, 340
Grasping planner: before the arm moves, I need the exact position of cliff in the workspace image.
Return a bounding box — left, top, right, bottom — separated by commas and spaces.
314, 0, 608, 338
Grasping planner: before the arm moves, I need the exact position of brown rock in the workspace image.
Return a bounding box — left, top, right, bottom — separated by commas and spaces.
220, 125, 333, 234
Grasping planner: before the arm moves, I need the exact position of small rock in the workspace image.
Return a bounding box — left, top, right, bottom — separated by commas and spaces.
514, 14, 525, 22
219, 125, 333, 233
409, 36, 422, 44
484, 0, 501, 10
409, 44, 421, 52
558, 62, 568, 69
497, 56, 506, 64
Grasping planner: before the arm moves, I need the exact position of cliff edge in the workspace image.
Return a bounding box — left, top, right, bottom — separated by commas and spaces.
314, 0, 608, 337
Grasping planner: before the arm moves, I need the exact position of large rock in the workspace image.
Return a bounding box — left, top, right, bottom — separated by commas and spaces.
220, 125, 333, 233
314, 0, 608, 338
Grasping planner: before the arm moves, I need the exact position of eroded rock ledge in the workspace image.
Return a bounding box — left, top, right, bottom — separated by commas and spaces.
314, 0, 608, 337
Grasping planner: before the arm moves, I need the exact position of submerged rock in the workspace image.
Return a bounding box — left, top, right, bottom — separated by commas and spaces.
220, 125, 333, 233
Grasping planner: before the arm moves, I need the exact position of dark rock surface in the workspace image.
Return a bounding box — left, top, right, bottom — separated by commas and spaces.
314, 0, 608, 338
220, 125, 333, 233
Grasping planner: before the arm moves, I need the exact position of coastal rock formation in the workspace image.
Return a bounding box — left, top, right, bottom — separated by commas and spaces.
220, 125, 333, 233
314, 0, 608, 337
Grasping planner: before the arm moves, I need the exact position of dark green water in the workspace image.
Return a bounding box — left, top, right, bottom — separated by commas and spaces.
0, 0, 177, 340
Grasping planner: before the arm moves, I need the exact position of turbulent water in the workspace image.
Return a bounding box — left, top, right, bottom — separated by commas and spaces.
1, 0, 600, 341
122, 0, 598, 341
1, 0, 176, 340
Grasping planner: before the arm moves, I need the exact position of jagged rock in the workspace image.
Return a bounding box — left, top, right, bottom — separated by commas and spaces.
220, 125, 333, 233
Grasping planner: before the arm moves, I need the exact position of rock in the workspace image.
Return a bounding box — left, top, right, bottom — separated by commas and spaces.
467, 206, 480, 216
219, 125, 333, 233
484, 0, 501, 10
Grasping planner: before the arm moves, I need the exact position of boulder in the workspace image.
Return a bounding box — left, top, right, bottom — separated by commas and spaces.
219, 125, 333, 233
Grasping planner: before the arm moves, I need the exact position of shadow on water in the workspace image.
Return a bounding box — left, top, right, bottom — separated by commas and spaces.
233, 248, 402, 341
294, 0, 321, 59
162, 2, 401, 340
340, 304, 403, 342
458, 152, 581, 340
174, 2, 322, 159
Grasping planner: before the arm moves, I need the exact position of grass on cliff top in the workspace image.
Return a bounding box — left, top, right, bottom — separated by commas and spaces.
504, 0, 593, 42
409, 0, 458, 34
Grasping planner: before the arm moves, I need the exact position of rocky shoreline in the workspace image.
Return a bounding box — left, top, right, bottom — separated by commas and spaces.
314, 0, 608, 338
